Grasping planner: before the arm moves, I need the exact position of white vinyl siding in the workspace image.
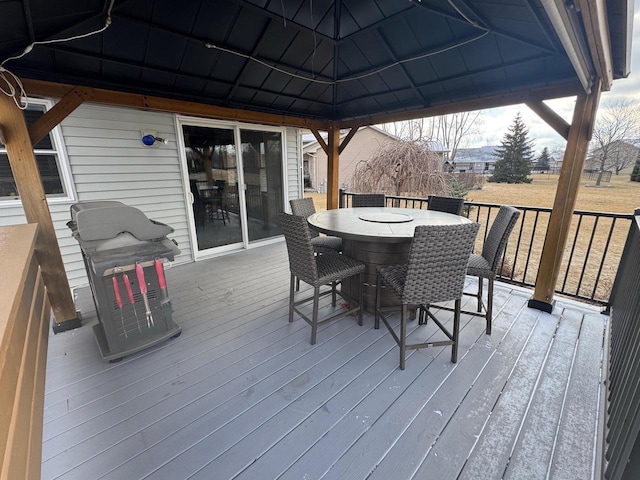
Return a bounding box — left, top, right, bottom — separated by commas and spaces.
0, 103, 302, 289
286, 127, 302, 203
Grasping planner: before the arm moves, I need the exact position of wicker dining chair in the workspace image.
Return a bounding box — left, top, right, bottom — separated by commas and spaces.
279, 212, 365, 345
465, 205, 520, 334
431, 205, 520, 334
351, 193, 386, 207
375, 222, 479, 369
427, 195, 465, 216
289, 198, 342, 254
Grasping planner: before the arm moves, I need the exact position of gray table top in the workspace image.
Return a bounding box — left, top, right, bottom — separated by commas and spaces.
307, 207, 473, 243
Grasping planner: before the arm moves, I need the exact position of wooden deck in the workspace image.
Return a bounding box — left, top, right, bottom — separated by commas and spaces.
42, 241, 608, 480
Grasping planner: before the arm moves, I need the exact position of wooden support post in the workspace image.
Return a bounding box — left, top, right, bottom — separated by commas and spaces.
528, 85, 601, 312
326, 125, 340, 210
0, 93, 80, 331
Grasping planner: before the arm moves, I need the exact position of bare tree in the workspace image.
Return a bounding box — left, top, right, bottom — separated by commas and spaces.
427, 112, 482, 162
351, 140, 451, 197
590, 99, 640, 185
379, 111, 482, 161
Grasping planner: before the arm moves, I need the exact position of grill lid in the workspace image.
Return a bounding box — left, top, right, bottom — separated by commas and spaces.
69, 201, 174, 241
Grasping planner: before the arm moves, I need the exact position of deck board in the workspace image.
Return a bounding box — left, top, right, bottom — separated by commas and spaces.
42, 241, 607, 480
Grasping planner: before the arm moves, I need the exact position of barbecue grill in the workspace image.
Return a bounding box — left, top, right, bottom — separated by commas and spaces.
68, 201, 181, 362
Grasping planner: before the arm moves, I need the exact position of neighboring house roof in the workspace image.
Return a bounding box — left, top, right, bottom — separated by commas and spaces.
455, 146, 500, 163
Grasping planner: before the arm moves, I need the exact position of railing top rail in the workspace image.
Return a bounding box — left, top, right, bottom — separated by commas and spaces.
341, 191, 636, 219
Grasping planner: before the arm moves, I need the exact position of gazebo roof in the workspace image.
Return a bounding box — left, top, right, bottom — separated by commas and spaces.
0, 0, 633, 125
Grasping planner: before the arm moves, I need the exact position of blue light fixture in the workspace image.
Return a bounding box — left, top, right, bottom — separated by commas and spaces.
142, 134, 168, 146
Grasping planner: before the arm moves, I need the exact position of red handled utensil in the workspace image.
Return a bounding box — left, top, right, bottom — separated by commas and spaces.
136, 262, 154, 328
123, 272, 142, 332
112, 275, 127, 338
154, 258, 168, 302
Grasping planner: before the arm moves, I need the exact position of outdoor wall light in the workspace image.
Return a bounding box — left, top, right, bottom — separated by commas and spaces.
141, 133, 169, 146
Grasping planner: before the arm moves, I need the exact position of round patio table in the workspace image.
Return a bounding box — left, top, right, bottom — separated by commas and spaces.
307, 207, 473, 311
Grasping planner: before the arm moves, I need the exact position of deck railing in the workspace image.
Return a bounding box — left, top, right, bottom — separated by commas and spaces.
0, 224, 51, 480
603, 209, 640, 480
339, 190, 634, 305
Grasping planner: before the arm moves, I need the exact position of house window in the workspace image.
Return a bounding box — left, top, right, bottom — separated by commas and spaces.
0, 99, 74, 203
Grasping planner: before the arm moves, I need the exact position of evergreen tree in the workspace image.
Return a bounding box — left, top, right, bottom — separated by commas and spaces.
536, 147, 552, 172
631, 160, 640, 182
489, 114, 535, 183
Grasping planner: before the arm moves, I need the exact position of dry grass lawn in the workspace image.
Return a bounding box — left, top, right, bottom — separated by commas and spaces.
304, 173, 640, 302
307, 173, 640, 213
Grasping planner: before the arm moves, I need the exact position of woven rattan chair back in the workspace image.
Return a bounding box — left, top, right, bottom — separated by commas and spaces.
403, 223, 480, 305
289, 198, 319, 238
279, 212, 318, 285
427, 195, 465, 216
289, 197, 316, 218
481, 205, 520, 274
352, 193, 386, 207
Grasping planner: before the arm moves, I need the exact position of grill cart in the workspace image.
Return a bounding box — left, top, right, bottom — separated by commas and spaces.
68, 201, 181, 362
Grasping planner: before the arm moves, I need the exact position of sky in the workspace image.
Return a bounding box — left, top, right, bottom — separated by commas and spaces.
464, 1, 640, 155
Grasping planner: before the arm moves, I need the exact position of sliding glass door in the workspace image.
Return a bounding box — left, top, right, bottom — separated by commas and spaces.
240, 129, 284, 242
180, 120, 284, 255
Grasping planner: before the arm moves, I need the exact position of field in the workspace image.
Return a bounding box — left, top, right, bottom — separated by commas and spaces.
305, 173, 640, 302
307, 173, 640, 214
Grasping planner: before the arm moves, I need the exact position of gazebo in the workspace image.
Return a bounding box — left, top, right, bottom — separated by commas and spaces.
0, 0, 634, 477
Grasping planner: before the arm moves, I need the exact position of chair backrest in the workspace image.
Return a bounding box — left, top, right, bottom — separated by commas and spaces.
427, 195, 465, 215
482, 205, 521, 273
278, 212, 318, 283
289, 197, 319, 238
352, 193, 386, 207
289, 197, 316, 218
403, 222, 479, 305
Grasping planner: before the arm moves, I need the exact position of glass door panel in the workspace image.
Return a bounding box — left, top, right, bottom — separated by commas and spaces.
239, 129, 284, 242
183, 125, 243, 252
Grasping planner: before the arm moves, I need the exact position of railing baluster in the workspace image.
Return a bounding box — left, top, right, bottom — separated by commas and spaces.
576, 215, 599, 297
591, 217, 617, 301
562, 214, 584, 292
511, 210, 526, 280
522, 210, 541, 285
338, 191, 633, 305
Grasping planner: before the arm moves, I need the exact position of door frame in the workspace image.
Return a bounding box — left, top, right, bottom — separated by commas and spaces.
175, 115, 289, 261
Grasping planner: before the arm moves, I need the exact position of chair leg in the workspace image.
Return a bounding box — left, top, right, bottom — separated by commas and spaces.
400, 304, 407, 370
331, 281, 337, 307
357, 272, 364, 326
374, 274, 382, 329
289, 274, 295, 323
477, 276, 483, 312
311, 286, 320, 345
296, 276, 300, 291
451, 299, 461, 363
486, 277, 494, 334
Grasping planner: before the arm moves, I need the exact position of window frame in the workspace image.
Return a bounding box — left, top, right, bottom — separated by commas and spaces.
0, 98, 76, 206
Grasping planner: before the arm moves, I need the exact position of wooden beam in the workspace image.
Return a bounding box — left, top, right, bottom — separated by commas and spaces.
528, 83, 601, 312
338, 127, 360, 154
310, 128, 328, 154
326, 126, 340, 210
21, 78, 330, 131
28, 86, 92, 146
525, 98, 571, 140
340, 80, 584, 128
0, 92, 79, 329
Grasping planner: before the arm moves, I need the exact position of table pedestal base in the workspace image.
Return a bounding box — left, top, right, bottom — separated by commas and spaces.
340, 238, 411, 312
